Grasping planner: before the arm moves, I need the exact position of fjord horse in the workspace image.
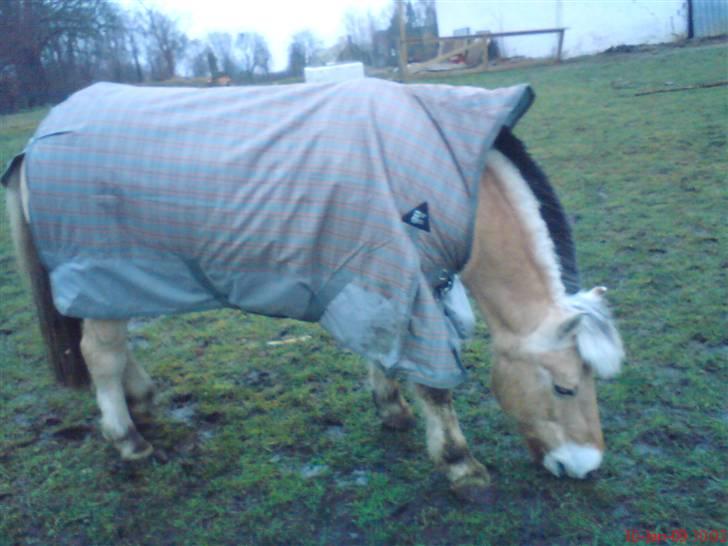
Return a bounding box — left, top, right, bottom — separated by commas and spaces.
5, 128, 623, 501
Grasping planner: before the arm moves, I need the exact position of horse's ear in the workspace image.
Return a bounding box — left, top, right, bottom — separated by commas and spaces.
556, 314, 583, 341
564, 287, 625, 378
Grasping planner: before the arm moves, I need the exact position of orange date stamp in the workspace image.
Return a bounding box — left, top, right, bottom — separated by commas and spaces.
625, 529, 727, 543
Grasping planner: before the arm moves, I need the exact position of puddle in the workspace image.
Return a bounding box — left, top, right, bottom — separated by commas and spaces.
13, 414, 31, 427
169, 393, 197, 423
350, 470, 369, 486
169, 404, 197, 422
325, 425, 346, 441
633, 443, 664, 457
199, 430, 215, 442
129, 335, 150, 350
336, 469, 370, 488
300, 463, 328, 479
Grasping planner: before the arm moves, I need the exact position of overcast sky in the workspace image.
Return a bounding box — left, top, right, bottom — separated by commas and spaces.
119, 0, 392, 71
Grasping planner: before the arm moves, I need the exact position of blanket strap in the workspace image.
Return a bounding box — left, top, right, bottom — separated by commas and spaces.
182, 259, 237, 310
433, 268, 454, 299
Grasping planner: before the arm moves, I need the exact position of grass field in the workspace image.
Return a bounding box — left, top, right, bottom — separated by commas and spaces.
1, 42, 726, 546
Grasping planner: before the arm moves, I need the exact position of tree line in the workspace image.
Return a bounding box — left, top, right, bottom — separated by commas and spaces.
0, 0, 437, 114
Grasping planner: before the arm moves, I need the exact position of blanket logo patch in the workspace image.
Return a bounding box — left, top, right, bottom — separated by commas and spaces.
402, 202, 430, 232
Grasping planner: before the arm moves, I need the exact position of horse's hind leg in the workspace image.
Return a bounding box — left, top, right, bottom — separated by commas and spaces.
82, 319, 153, 460
123, 352, 155, 416
413, 384, 491, 501
368, 362, 416, 430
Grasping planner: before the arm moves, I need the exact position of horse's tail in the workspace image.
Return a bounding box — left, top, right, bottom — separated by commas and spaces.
5, 161, 89, 387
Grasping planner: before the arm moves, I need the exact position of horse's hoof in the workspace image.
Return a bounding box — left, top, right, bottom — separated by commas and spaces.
120, 439, 153, 461
451, 476, 495, 504
116, 428, 154, 461
382, 410, 417, 431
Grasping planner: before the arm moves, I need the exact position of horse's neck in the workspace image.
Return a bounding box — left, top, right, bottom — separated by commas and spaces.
462, 151, 564, 338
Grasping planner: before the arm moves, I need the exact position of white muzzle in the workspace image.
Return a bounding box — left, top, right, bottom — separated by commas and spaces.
543, 443, 603, 479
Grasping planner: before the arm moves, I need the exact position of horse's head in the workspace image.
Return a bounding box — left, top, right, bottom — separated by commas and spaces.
490, 287, 624, 479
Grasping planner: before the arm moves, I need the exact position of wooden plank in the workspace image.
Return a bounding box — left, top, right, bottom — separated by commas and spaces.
405, 27, 568, 79
408, 39, 486, 74
634, 80, 728, 96
409, 57, 562, 79
404, 28, 567, 45
408, 63, 492, 79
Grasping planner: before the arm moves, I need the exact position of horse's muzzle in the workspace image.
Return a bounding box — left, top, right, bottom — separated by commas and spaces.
543, 443, 603, 479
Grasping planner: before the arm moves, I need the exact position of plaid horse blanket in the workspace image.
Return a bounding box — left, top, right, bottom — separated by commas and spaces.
2, 79, 533, 388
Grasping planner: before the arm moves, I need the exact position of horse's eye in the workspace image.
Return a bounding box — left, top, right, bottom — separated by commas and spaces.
554, 384, 577, 397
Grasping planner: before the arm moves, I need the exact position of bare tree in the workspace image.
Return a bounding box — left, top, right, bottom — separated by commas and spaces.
206, 32, 239, 78
287, 30, 322, 76
142, 8, 187, 80
340, 8, 377, 64
236, 32, 271, 80
185, 39, 210, 78
344, 8, 373, 48
0, 0, 113, 107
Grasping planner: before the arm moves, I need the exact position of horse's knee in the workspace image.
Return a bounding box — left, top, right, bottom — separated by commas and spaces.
81, 319, 128, 378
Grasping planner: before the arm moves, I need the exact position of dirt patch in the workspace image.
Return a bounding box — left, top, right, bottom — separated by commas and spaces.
242, 369, 275, 387
690, 336, 728, 362
52, 425, 93, 442
635, 426, 709, 449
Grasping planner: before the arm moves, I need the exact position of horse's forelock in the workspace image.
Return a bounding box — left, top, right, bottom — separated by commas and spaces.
566, 291, 624, 378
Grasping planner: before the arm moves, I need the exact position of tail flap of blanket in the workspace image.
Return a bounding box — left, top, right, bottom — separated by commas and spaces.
1, 152, 24, 186
2, 128, 79, 186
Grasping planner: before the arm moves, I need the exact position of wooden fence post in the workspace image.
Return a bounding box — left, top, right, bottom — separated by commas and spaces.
398, 1, 409, 82
556, 29, 565, 63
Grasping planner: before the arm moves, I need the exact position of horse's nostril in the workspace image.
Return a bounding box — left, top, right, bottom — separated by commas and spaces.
557, 461, 566, 477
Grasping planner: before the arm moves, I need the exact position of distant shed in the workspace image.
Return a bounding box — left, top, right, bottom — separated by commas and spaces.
691, 0, 728, 38
435, 1, 689, 60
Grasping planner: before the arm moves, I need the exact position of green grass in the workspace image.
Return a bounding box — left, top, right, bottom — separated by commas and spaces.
1, 42, 727, 545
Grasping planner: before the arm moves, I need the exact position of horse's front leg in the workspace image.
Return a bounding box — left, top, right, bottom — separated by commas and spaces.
413, 384, 491, 501
368, 362, 416, 430
81, 319, 153, 460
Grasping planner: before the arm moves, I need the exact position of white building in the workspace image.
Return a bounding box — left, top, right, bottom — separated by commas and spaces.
435, 1, 689, 60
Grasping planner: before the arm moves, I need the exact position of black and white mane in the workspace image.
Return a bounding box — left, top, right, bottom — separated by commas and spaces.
493, 128, 623, 378
494, 128, 581, 294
